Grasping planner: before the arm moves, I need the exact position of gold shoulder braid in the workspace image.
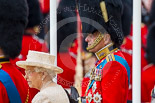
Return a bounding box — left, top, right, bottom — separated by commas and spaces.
95, 43, 118, 60
86, 32, 104, 50
106, 53, 115, 62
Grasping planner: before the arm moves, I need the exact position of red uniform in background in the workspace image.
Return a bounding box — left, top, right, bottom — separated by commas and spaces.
57, 0, 77, 88
120, 23, 148, 101
11, 35, 48, 75
81, 77, 90, 97
57, 39, 78, 88
0, 60, 31, 103
39, 0, 49, 14
141, 64, 155, 102
57, 52, 76, 88
141, 24, 148, 69
128, 24, 148, 68
141, 22, 155, 102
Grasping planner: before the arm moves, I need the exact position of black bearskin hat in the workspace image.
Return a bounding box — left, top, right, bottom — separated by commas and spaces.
146, 22, 155, 64
78, 0, 124, 47
26, 0, 42, 28
57, 0, 77, 52
149, 0, 155, 25
0, 0, 28, 58
121, 0, 132, 37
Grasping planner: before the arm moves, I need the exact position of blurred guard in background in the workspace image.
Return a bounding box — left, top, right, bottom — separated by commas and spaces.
0, 0, 32, 102
141, 22, 155, 103
57, 0, 77, 88
78, 0, 130, 102
39, 0, 50, 17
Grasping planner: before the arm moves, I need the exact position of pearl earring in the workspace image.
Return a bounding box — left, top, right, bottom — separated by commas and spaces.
42, 75, 45, 81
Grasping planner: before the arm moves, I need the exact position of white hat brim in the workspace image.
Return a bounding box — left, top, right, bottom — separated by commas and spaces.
16, 61, 63, 74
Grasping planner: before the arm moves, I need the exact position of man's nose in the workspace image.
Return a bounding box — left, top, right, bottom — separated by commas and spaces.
85, 36, 89, 42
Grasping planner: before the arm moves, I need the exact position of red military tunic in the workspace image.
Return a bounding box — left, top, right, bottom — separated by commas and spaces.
85, 48, 129, 103
39, 0, 49, 14
57, 39, 78, 88
20, 35, 49, 60
0, 60, 31, 103
57, 52, 76, 88
11, 35, 49, 75
141, 64, 155, 102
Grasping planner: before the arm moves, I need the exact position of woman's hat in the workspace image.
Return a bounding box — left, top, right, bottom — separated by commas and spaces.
16, 50, 63, 74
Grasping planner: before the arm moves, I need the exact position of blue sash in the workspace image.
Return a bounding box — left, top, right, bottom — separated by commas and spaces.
114, 55, 130, 84
88, 55, 130, 89
0, 69, 22, 103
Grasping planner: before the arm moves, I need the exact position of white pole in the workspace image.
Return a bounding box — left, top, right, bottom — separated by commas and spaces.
132, 0, 141, 103
50, 0, 57, 64
50, 0, 57, 83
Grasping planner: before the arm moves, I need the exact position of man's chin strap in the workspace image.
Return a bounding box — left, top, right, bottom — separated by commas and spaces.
86, 32, 104, 51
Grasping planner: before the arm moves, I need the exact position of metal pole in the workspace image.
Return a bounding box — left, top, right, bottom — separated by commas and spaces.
132, 0, 141, 103
50, 0, 57, 64
50, 0, 57, 82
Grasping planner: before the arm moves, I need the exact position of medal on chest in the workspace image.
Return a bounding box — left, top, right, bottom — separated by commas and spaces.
93, 92, 102, 103
92, 82, 97, 93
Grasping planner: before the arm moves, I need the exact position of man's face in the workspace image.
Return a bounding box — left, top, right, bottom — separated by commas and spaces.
85, 32, 105, 53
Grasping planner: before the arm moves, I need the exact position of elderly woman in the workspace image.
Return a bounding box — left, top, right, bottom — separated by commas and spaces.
16, 50, 69, 103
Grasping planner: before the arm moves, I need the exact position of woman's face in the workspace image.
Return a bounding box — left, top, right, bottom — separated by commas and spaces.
25, 66, 43, 90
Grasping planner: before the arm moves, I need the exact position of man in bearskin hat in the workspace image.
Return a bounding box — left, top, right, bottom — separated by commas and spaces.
0, 0, 32, 103
78, 0, 130, 102
57, 0, 77, 88
141, 22, 155, 103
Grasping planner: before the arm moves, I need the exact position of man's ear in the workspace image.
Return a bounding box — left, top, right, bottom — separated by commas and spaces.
103, 34, 111, 45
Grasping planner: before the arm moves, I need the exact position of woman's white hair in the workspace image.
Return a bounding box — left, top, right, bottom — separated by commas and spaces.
34, 67, 56, 79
